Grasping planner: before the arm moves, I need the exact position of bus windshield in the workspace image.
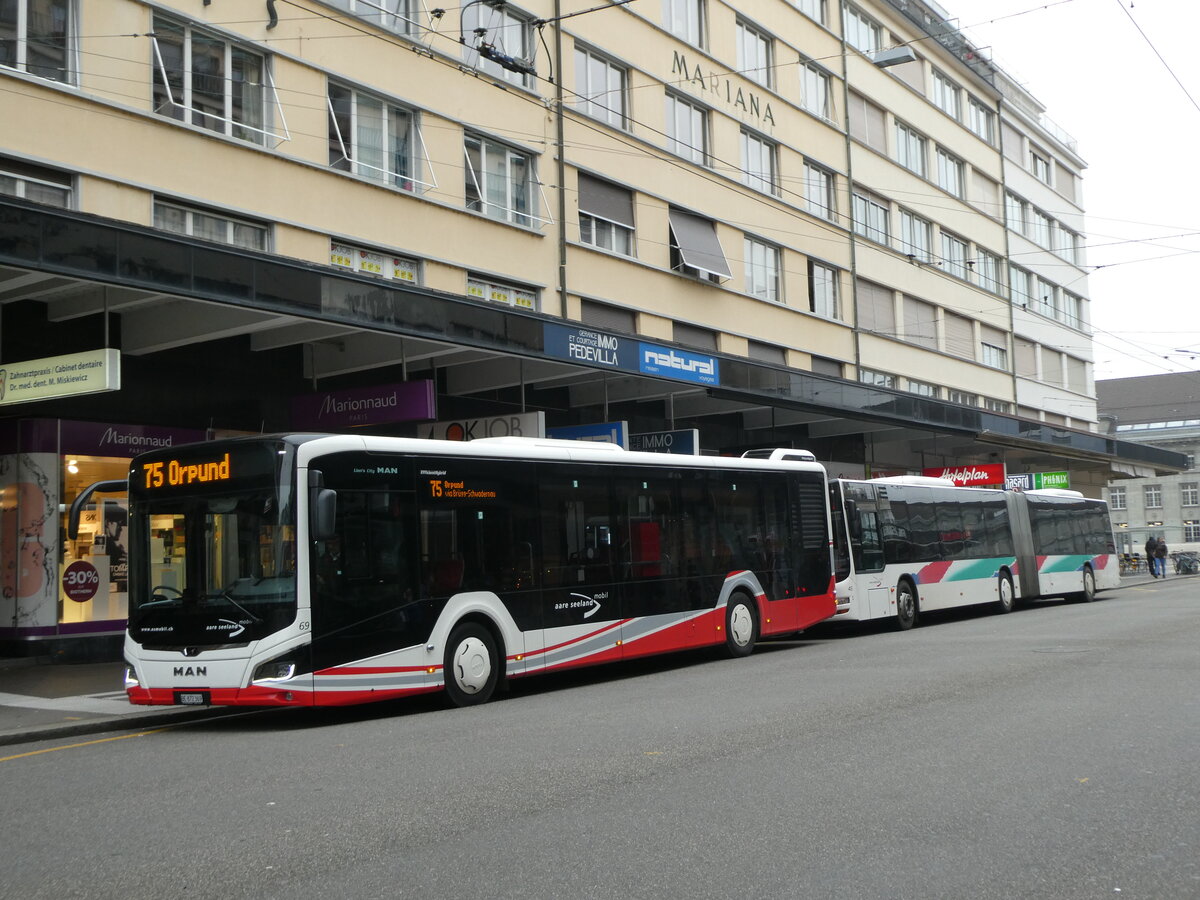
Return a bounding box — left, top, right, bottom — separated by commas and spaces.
129, 489, 297, 647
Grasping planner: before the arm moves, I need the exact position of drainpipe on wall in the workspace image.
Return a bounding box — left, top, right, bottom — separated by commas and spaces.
554, 0, 568, 320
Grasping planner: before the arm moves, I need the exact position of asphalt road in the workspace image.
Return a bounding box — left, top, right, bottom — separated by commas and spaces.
3, 578, 1197, 900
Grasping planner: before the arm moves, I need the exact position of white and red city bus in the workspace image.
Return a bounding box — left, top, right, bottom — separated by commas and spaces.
73, 434, 836, 708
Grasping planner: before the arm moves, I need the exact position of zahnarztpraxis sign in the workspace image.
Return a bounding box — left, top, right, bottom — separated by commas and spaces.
0, 349, 121, 406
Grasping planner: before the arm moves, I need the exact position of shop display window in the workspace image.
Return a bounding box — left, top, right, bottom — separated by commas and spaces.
60, 456, 131, 625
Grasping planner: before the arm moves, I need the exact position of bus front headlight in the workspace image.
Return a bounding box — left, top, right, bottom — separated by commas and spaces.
123, 663, 140, 688
252, 659, 296, 684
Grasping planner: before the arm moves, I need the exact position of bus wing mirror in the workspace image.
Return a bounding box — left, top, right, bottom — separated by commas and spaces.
312, 489, 337, 541
68, 479, 128, 540
844, 499, 862, 540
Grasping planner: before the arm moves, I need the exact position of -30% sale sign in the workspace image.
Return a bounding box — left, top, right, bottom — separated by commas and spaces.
62, 560, 101, 603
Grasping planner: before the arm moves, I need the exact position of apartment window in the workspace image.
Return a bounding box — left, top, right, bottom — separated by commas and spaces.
578, 174, 635, 256
903, 296, 937, 349
793, 0, 825, 24
843, 5, 881, 54
947, 390, 978, 406
1034, 277, 1056, 318
898, 209, 931, 258
467, 275, 538, 311
1109, 487, 1126, 510
1009, 265, 1031, 308
1030, 148, 1051, 183
330, 0, 422, 36
859, 369, 896, 389
669, 208, 731, 282
931, 70, 960, 119
981, 342, 1008, 369
151, 15, 278, 146
1056, 226, 1081, 265
736, 19, 772, 87
1144, 485, 1162, 509
154, 198, 268, 250
944, 312, 973, 359
0, 157, 70, 208
852, 190, 889, 243
848, 92, 886, 152
975, 248, 1002, 294
935, 148, 963, 197
1029, 208, 1052, 248
856, 279, 895, 334
1041, 346, 1063, 386
983, 398, 1011, 413
895, 122, 926, 177
664, 0, 704, 46
330, 240, 418, 283
461, 2, 534, 87
940, 232, 968, 280
666, 92, 708, 164
968, 97, 995, 144
907, 379, 940, 398
744, 236, 780, 302
1186, 523, 1200, 542
800, 61, 831, 119
808, 261, 838, 319
1005, 192, 1027, 234
803, 162, 835, 221
464, 133, 534, 227
328, 82, 416, 189
1061, 292, 1081, 329
575, 46, 627, 128
0, 0, 72, 83
1182, 483, 1199, 507
740, 130, 777, 194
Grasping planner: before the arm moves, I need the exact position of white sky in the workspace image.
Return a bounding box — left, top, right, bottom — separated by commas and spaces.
936, 0, 1200, 381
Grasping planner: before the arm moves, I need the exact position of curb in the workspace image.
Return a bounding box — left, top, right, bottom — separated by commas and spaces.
0, 706, 231, 749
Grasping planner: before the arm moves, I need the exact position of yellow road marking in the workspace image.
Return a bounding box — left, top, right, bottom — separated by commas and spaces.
0, 727, 170, 763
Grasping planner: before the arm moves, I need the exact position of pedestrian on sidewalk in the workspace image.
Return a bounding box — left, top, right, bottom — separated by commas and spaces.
1155, 536, 1169, 578
1145, 535, 1160, 577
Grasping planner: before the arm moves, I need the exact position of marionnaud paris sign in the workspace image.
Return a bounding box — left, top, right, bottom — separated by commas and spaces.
543, 324, 720, 387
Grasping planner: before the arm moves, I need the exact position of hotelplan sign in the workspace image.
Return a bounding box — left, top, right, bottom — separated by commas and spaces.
543, 324, 720, 387
0, 349, 120, 406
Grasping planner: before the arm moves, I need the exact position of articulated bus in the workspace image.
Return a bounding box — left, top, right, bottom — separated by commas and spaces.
828, 477, 1119, 629
72, 435, 835, 709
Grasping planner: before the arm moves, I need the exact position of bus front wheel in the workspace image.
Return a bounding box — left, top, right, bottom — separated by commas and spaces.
995, 572, 1015, 614
444, 622, 500, 707
724, 593, 758, 657
1077, 566, 1097, 603
895, 580, 918, 631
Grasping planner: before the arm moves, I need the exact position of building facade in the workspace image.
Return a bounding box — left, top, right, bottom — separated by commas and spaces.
1098, 374, 1200, 556
0, 0, 1183, 653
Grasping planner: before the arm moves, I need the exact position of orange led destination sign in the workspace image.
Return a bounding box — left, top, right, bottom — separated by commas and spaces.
426, 477, 497, 500
143, 453, 232, 489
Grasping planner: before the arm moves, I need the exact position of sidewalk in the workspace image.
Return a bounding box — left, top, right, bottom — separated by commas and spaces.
0, 658, 224, 748
0, 570, 1172, 748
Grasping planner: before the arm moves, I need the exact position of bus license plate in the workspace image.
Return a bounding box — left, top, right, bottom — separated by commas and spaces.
175, 691, 210, 706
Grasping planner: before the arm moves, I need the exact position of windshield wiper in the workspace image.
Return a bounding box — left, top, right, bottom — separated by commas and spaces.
218, 588, 263, 624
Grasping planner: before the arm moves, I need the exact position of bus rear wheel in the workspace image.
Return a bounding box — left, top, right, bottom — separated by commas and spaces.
444, 622, 500, 707
724, 593, 758, 657
895, 580, 918, 631
995, 572, 1015, 614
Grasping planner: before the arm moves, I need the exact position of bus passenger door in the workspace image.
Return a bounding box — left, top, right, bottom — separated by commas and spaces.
537, 468, 626, 670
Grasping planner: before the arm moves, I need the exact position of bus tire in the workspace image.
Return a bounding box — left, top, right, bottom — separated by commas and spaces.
724, 593, 758, 657
895, 579, 918, 631
444, 621, 500, 707
995, 571, 1015, 614
1077, 566, 1097, 603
